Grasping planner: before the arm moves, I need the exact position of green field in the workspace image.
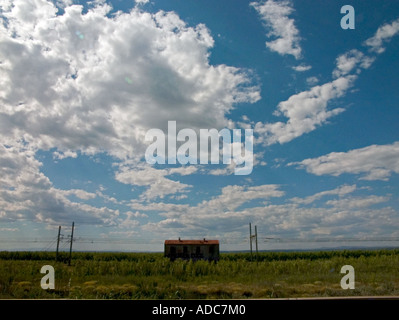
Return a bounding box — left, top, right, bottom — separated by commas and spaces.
1, 249, 399, 299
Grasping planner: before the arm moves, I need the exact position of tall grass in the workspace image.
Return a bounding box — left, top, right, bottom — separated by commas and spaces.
1, 249, 399, 299
2, 248, 398, 262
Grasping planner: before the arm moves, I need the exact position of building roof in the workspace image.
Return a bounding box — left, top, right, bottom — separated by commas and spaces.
165, 239, 219, 245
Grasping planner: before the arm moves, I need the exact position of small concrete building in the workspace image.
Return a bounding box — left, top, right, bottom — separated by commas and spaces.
164, 238, 219, 261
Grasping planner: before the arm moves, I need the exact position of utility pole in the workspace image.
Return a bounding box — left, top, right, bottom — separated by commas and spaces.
68, 221, 74, 266
255, 225, 258, 261
55, 225, 61, 262
249, 223, 253, 261
249, 223, 258, 261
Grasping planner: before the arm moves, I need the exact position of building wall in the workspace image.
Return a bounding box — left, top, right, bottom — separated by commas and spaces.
164, 244, 219, 261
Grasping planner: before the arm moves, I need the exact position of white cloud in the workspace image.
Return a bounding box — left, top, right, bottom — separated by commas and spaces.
62, 189, 97, 200
255, 75, 353, 145
332, 49, 374, 78
207, 163, 236, 176
0, 142, 119, 225
134, 182, 397, 242
53, 150, 78, 160
364, 18, 399, 53
54, 0, 73, 9
0, 0, 260, 161
291, 142, 399, 181
306, 76, 318, 86
115, 165, 193, 200
200, 184, 284, 212
290, 184, 357, 205
251, 0, 302, 59
0, 227, 19, 232
133, 183, 284, 217
1, 1, 398, 246
326, 195, 390, 209
0, 0, 262, 223
254, 16, 399, 147
129, 201, 189, 213
292, 64, 312, 72
169, 166, 198, 176
117, 210, 147, 230
137, 183, 285, 238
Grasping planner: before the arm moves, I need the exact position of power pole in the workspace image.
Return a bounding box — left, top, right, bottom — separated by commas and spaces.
55, 225, 61, 262
249, 223, 258, 262
249, 223, 253, 261
255, 225, 258, 261
68, 221, 74, 266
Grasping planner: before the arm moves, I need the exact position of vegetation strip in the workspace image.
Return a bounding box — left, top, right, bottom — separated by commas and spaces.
1, 249, 398, 299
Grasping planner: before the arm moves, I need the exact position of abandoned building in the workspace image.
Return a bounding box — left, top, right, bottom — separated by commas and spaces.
164, 238, 219, 261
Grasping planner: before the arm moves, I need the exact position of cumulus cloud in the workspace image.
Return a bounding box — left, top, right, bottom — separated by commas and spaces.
332, 49, 374, 78
117, 210, 147, 230
290, 184, 357, 205
133, 182, 396, 242
254, 44, 380, 146
254, 16, 399, 146
129, 201, 189, 213
255, 76, 353, 145
136, 183, 285, 237
326, 195, 390, 209
291, 142, 399, 181
136, 184, 284, 217
1, 0, 398, 246
0, 142, 119, 225
306, 76, 318, 86
115, 164, 194, 200
61, 189, 97, 200
364, 18, 399, 53
0, 0, 262, 224
0, 0, 260, 160
200, 184, 285, 212
251, 0, 302, 59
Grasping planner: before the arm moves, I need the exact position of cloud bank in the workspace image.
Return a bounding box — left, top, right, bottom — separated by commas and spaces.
0, 0, 260, 161
292, 142, 399, 181
0, 0, 260, 225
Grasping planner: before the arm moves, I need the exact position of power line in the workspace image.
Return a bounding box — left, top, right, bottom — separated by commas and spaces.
42, 237, 58, 251
262, 237, 399, 243
2, 235, 399, 249
3, 237, 399, 244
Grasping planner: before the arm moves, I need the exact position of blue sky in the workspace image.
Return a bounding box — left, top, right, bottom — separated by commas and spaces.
0, 0, 399, 252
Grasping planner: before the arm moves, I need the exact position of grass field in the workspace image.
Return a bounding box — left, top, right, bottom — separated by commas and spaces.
1, 249, 399, 299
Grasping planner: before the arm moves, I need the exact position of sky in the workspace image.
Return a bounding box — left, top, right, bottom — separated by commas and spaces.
0, 0, 399, 252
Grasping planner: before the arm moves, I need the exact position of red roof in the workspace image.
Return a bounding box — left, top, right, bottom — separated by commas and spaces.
165, 239, 219, 245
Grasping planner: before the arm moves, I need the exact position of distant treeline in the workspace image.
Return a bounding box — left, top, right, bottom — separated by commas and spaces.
1, 248, 398, 262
